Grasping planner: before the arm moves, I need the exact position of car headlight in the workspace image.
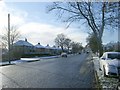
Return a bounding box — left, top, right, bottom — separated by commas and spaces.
106, 64, 118, 72
105, 64, 118, 75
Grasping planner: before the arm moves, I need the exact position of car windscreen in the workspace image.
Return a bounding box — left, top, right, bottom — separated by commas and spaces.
108, 53, 120, 60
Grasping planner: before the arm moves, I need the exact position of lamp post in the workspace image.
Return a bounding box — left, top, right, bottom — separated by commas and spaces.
8, 13, 11, 64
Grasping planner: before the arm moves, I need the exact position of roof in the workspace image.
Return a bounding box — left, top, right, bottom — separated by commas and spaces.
35, 43, 45, 48
44, 45, 62, 50
104, 52, 120, 54
45, 44, 52, 49
51, 46, 62, 50
14, 40, 33, 47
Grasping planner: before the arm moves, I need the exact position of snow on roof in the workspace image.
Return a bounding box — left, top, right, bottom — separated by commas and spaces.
105, 52, 120, 54
51, 46, 62, 50
14, 40, 33, 47
35, 43, 45, 48
50, 46, 57, 50
14, 40, 62, 50
44, 44, 62, 50
44, 44, 51, 49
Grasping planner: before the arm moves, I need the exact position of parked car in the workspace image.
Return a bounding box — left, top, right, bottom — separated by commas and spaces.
86, 51, 89, 54
100, 52, 120, 77
61, 52, 67, 58
78, 52, 81, 54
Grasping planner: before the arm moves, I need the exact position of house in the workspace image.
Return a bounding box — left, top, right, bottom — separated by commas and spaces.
0, 43, 8, 55
12, 39, 63, 58
103, 41, 120, 52
44, 44, 52, 54
44, 44, 62, 55
34, 43, 46, 54
51, 45, 62, 55
13, 38, 35, 54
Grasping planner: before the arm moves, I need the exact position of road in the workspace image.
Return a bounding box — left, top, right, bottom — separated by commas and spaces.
0, 53, 96, 88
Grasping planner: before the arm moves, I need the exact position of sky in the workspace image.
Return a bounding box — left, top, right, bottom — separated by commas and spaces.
0, 1, 118, 47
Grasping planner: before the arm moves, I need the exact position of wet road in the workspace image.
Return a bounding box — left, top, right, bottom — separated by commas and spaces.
1, 53, 96, 88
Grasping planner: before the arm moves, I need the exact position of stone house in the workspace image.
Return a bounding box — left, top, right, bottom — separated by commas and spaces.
34, 43, 46, 54
13, 39, 35, 55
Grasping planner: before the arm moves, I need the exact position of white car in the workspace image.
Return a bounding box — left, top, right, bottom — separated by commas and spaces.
61, 52, 67, 57
100, 52, 120, 77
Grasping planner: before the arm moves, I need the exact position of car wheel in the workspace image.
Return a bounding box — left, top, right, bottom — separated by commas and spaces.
103, 66, 107, 77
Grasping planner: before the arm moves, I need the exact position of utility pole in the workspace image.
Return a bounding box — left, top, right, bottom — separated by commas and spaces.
8, 13, 11, 64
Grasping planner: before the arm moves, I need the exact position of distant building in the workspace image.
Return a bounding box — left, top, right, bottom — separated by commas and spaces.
12, 39, 63, 58
0, 43, 8, 55
34, 43, 46, 54
13, 38, 35, 54
103, 41, 120, 52
44, 44, 51, 54
50, 45, 62, 55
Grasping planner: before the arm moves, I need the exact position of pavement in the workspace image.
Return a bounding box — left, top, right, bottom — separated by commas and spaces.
92, 54, 119, 89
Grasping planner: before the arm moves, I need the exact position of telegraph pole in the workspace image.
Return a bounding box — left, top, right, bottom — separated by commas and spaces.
8, 13, 11, 64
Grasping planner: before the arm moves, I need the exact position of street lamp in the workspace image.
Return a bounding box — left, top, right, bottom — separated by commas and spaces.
8, 13, 11, 64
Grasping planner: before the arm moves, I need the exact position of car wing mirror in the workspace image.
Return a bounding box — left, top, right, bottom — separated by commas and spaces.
101, 58, 106, 60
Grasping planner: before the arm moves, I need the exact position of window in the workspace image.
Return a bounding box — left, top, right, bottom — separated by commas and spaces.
108, 53, 120, 59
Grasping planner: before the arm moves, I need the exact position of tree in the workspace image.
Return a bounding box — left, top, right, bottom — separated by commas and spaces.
86, 33, 98, 54
47, 2, 119, 57
71, 41, 83, 53
2, 25, 21, 48
1, 25, 21, 62
55, 33, 67, 51
64, 38, 71, 51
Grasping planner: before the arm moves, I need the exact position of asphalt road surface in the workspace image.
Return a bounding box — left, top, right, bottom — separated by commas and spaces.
0, 53, 96, 88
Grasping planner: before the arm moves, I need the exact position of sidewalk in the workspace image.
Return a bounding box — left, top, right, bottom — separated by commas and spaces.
92, 54, 119, 89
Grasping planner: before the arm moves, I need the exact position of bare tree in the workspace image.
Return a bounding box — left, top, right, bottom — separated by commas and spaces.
55, 33, 66, 51
71, 41, 83, 53
1, 25, 21, 62
64, 38, 71, 51
47, 2, 119, 57
2, 25, 21, 48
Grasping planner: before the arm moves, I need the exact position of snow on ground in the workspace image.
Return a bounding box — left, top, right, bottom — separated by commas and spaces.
21, 57, 40, 61
0, 55, 60, 66
0, 60, 28, 65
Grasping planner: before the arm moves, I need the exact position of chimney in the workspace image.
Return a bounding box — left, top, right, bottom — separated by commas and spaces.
53, 45, 56, 48
47, 44, 49, 47
25, 38, 27, 42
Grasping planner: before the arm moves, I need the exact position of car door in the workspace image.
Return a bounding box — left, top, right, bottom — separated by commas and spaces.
100, 53, 107, 70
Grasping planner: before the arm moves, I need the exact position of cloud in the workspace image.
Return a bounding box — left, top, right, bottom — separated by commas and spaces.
0, 1, 27, 34
0, 1, 88, 47
18, 22, 88, 46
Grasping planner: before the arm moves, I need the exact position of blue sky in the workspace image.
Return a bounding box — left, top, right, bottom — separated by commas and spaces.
0, 1, 118, 47
6, 2, 55, 24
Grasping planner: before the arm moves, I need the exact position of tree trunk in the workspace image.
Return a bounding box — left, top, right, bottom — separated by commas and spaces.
97, 37, 103, 57
61, 46, 64, 52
